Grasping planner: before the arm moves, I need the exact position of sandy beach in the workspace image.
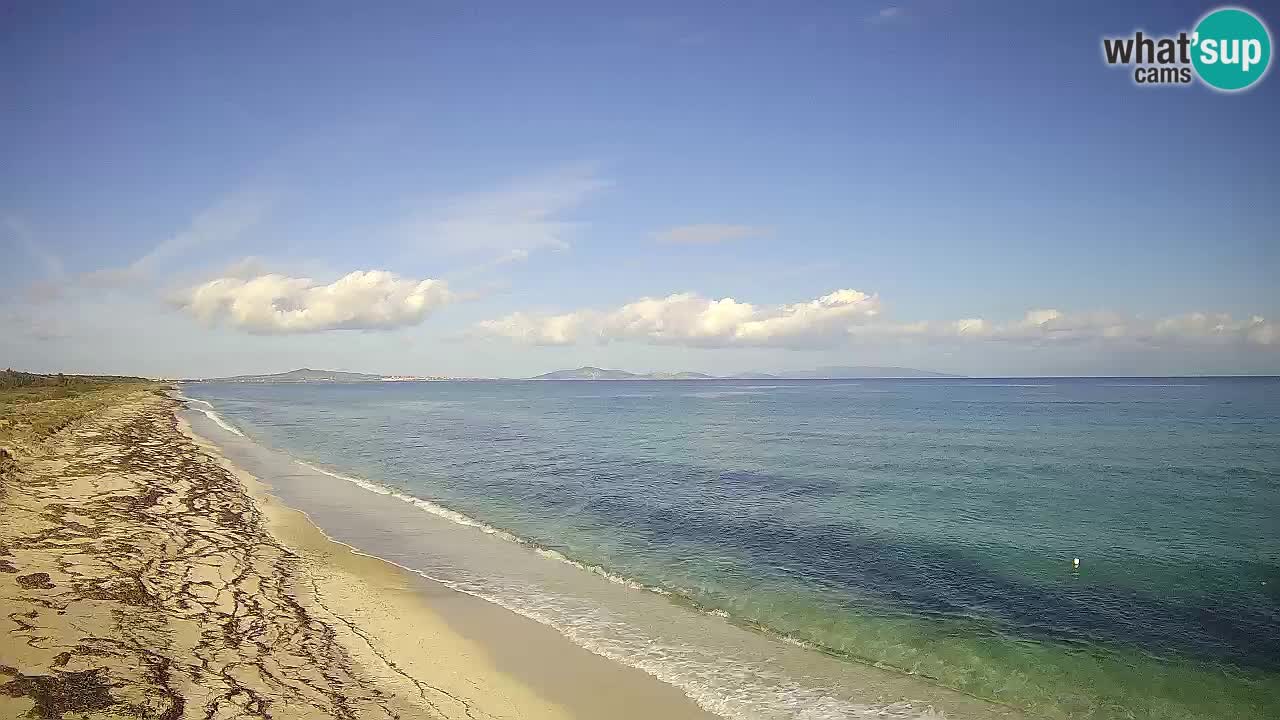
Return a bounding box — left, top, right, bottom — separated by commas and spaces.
0, 388, 716, 719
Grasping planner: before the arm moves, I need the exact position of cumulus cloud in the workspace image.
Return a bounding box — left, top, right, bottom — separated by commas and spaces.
653, 224, 770, 245
217, 256, 273, 280
937, 309, 1128, 342
897, 309, 1272, 347
892, 309, 1278, 348
180, 270, 452, 334
477, 290, 1278, 351
477, 310, 592, 346
477, 289, 882, 348
1153, 312, 1276, 346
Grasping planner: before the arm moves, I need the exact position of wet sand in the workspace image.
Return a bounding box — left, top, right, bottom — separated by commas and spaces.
0, 389, 715, 719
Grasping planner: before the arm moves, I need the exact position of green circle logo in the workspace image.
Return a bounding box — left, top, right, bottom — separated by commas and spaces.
1193, 7, 1272, 91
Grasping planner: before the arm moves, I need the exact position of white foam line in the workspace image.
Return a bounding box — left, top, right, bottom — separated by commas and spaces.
175, 395, 240, 435
174, 395, 215, 408
292, 512, 929, 720
197, 407, 244, 436
192, 413, 953, 719
293, 459, 671, 595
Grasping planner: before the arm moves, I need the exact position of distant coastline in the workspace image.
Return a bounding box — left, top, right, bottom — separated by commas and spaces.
185, 368, 463, 383
185, 365, 965, 383
177, 367, 1280, 384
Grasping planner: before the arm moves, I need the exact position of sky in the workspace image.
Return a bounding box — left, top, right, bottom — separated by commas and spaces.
2, 0, 1278, 378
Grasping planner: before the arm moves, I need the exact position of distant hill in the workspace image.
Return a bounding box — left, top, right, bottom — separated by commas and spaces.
647, 371, 718, 380
193, 365, 962, 383
531, 367, 643, 380
194, 368, 386, 383
529, 366, 961, 380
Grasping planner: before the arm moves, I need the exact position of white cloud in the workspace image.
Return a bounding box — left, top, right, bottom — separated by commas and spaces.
477, 288, 882, 348
653, 224, 770, 244
138, 189, 273, 273
218, 256, 273, 280
1153, 312, 1277, 346
84, 188, 274, 288
946, 309, 1126, 342
3, 214, 65, 280
1, 309, 66, 342
181, 270, 452, 334
869, 6, 905, 24
407, 166, 607, 262
906, 308, 1276, 347
3, 214, 68, 302
477, 290, 1278, 351
493, 248, 531, 265
476, 310, 593, 346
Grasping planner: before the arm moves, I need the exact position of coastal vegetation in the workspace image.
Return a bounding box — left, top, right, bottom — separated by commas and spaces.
0, 370, 157, 453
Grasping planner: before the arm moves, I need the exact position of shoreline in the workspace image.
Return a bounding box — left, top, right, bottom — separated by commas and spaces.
0, 389, 715, 719
182, 391, 1032, 720
177, 380, 1280, 720
224, 426, 1025, 718
179, 408, 721, 720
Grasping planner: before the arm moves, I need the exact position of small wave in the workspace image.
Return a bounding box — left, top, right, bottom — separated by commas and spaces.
193, 407, 244, 436
174, 395, 215, 409
423, 581, 944, 719
959, 383, 1055, 388
683, 390, 767, 398
534, 547, 672, 595
307, 526, 935, 720
1103, 384, 1206, 388
294, 460, 674, 596
196, 436, 958, 719
288, 457, 954, 718
296, 460, 522, 538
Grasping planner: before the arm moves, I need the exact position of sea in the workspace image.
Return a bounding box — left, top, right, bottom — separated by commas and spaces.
180, 377, 1280, 720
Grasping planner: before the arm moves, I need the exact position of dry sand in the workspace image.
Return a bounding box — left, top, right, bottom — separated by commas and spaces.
0, 389, 716, 719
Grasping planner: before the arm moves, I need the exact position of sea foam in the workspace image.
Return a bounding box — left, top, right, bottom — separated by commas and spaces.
283, 459, 949, 720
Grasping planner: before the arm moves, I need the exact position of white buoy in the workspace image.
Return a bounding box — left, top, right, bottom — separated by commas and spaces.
1072, 557, 1080, 570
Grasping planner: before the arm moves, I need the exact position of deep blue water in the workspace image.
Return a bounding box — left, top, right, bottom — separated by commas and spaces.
185, 377, 1280, 719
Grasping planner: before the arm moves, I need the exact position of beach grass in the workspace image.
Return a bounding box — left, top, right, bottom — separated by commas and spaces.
0, 370, 158, 455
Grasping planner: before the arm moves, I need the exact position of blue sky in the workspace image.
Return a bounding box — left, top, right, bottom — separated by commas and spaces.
2, 1, 1278, 377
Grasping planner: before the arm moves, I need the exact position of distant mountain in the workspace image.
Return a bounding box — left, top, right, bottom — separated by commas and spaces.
531, 367, 644, 380
529, 366, 961, 380
649, 371, 718, 380
194, 365, 962, 383
532, 367, 722, 380
195, 368, 386, 383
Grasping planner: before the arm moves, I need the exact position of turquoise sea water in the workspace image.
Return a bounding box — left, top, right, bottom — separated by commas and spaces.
184, 378, 1280, 719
